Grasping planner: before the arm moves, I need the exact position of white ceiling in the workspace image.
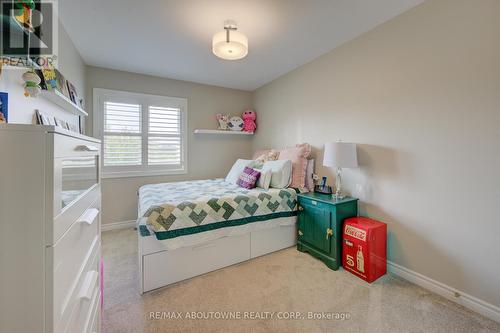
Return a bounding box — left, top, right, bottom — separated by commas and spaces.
59, 0, 423, 91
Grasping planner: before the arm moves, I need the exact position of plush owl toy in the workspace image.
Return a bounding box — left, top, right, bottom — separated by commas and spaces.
228, 116, 244, 131
242, 109, 257, 133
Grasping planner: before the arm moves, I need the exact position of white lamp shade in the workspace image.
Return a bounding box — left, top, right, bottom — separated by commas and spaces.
323, 142, 358, 168
212, 30, 248, 60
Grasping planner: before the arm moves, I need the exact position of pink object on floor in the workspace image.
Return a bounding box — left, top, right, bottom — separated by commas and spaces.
100, 257, 104, 310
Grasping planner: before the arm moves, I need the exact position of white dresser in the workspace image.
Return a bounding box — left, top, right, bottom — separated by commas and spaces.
0, 124, 101, 333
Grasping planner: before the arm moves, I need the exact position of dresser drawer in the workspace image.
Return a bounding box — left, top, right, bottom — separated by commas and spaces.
50, 187, 100, 245
53, 133, 101, 158
49, 132, 100, 245
87, 290, 101, 333
66, 270, 100, 333
49, 201, 100, 329
51, 239, 100, 333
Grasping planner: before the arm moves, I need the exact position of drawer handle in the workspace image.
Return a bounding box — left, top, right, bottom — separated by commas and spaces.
75, 145, 99, 152
326, 228, 333, 240
78, 208, 99, 225
78, 270, 98, 301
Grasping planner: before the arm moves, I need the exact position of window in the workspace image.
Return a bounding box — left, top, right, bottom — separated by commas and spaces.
93, 89, 187, 178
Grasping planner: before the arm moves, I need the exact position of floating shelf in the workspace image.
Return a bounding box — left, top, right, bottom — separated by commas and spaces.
40, 89, 88, 117
194, 129, 253, 135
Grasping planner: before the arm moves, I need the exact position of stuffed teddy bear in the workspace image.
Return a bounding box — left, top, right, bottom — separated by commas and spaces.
242, 109, 257, 133
228, 116, 244, 131
216, 113, 229, 130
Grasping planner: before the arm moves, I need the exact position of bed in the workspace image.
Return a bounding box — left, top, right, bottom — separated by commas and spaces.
137, 178, 304, 293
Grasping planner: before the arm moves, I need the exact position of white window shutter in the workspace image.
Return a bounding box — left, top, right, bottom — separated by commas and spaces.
95, 88, 187, 178
103, 102, 142, 166
148, 106, 182, 165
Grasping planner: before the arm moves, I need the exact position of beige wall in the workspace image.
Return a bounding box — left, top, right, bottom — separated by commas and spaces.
57, 23, 86, 100
85, 66, 253, 225
253, 0, 500, 308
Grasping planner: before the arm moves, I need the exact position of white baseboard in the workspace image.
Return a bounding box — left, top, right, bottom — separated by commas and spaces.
101, 220, 136, 232
387, 260, 500, 323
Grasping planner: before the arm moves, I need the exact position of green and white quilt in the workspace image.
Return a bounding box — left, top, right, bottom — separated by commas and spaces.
139, 178, 298, 240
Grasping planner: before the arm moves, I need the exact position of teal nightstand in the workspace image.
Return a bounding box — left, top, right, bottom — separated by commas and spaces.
297, 192, 358, 270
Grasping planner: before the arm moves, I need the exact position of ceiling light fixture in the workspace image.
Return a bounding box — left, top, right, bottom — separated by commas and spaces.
212, 20, 248, 60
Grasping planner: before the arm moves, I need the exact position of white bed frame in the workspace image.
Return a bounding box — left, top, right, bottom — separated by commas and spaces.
138, 217, 297, 293
137, 159, 313, 293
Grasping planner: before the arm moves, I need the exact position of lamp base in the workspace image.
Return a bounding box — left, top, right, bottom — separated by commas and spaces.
314, 185, 333, 195
334, 192, 346, 200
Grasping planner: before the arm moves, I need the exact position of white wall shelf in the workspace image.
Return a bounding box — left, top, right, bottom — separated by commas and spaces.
194, 129, 254, 135
40, 89, 88, 117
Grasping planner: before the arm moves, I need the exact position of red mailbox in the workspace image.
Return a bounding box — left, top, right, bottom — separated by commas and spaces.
342, 217, 387, 283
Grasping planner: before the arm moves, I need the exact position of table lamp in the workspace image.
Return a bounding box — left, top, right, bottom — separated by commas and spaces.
323, 142, 358, 199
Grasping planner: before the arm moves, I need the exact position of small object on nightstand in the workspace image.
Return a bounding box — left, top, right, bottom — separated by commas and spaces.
314, 177, 332, 194
314, 176, 332, 194
314, 185, 332, 194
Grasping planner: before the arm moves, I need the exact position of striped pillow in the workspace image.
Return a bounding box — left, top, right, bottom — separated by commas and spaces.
236, 167, 261, 189
278, 143, 311, 189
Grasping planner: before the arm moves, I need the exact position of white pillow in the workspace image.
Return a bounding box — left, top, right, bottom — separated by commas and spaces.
256, 169, 272, 189
262, 160, 292, 188
225, 159, 255, 184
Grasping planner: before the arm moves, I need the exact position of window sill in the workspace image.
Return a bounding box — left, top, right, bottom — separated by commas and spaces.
101, 169, 188, 179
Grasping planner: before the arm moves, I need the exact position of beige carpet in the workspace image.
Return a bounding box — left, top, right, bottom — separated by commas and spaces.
102, 228, 500, 333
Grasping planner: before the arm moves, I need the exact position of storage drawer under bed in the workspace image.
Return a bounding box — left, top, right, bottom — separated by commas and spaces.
142, 233, 251, 292
139, 218, 298, 293
250, 223, 297, 258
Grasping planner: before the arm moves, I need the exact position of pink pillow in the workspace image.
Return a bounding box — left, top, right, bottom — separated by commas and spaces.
237, 167, 261, 189
279, 144, 311, 188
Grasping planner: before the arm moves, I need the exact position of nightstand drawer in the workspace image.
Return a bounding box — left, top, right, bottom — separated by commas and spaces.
298, 196, 336, 213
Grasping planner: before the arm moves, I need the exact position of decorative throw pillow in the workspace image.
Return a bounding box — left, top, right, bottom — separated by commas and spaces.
278, 143, 311, 188
256, 169, 272, 189
254, 149, 280, 167
225, 159, 255, 184
252, 149, 272, 160
237, 167, 261, 189
261, 160, 292, 188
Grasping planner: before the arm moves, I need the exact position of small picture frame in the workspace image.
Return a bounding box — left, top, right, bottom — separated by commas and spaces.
41, 69, 57, 91
54, 118, 70, 130
55, 118, 79, 133
54, 117, 64, 129
41, 114, 53, 125
0, 92, 8, 123
68, 122, 79, 133
35, 110, 56, 126
67, 81, 78, 104
54, 69, 71, 100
